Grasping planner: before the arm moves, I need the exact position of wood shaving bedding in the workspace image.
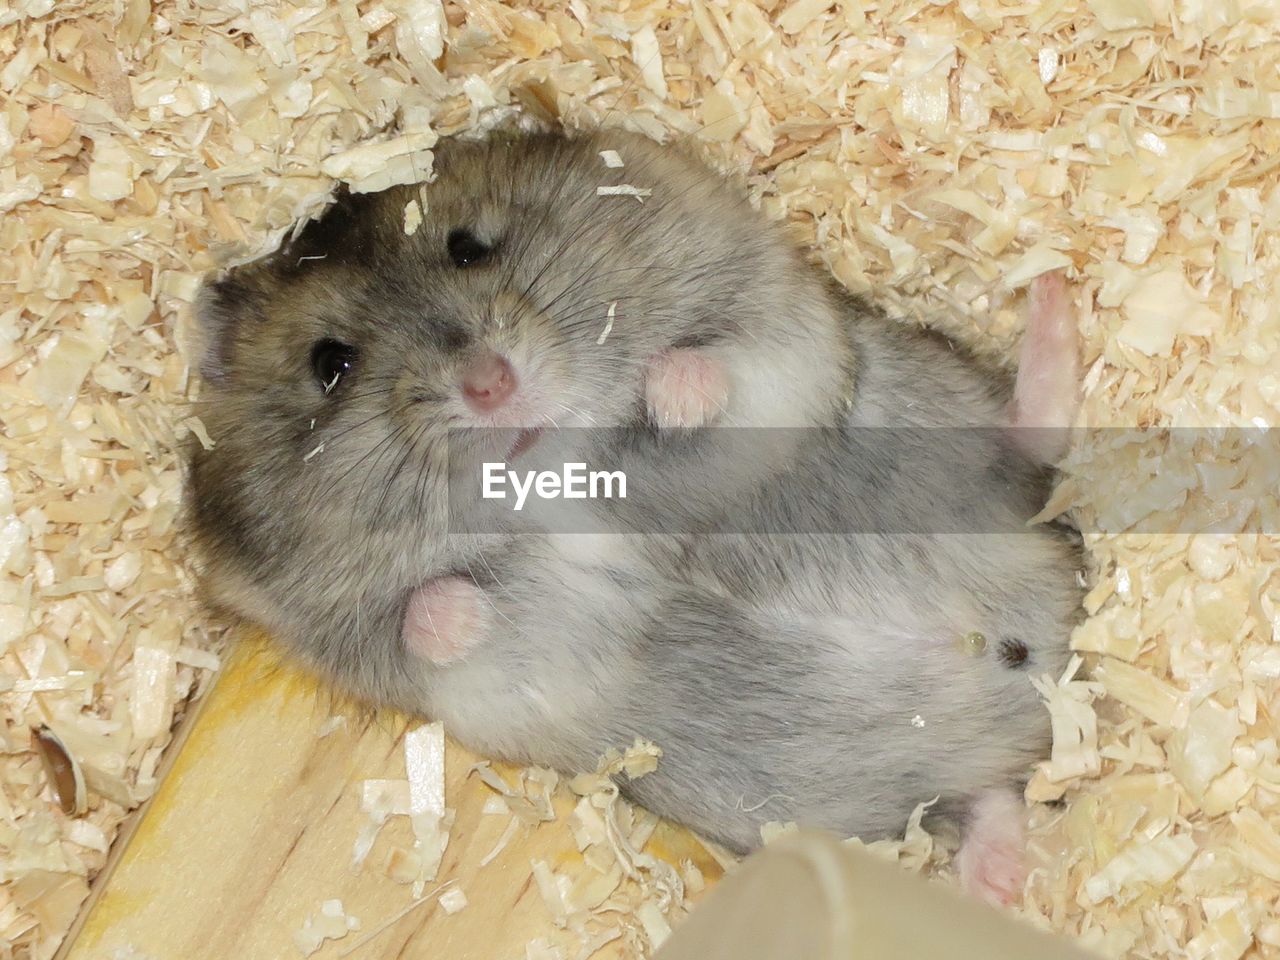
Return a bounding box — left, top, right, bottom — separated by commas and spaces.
4, 0, 1279, 957
293, 899, 360, 957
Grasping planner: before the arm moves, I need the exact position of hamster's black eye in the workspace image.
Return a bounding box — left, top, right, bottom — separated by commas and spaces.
311, 339, 357, 393
447, 228, 490, 268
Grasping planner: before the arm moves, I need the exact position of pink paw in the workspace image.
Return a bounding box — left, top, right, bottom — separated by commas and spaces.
645, 348, 730, 429
955, 790, 1027, 908
402, 576, 489, 666
1009, 269, 1080, 464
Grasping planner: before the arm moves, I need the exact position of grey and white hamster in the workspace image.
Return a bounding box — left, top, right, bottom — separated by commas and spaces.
187, 128, 851, 698
185, 128, 1083, 904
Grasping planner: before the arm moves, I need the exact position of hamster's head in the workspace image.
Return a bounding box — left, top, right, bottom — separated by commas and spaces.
185, 129, 811, 700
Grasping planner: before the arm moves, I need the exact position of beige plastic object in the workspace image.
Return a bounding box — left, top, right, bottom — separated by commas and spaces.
656, 832, 1096, 960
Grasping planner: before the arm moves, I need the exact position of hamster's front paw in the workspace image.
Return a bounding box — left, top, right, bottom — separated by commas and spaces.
402, 575, 490, 666
955, 789, 1027, 908
645, 348, 730, 429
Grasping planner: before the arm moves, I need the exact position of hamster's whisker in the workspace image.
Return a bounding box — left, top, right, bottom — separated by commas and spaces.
372, 423, 425, 523
460, 558, 517, 628
542, 263, 689, 292
412, 440, 437, 520
397, 414, 441, 518
546, 265, 740, 316
320, 407, 392, 447
542, 289, 660, 330
531, 169, 729, 319
468, 552, 514, 602
514, 146, 603, 303
551, 386, 617, 421
550, 399, 596, 427
502, 168, 572, 294
505, 137, 680, 315
351, 420, 414, 512
535, 287, 644, 326
519, 191, 665, 312
520, 211, 614, 307
317, 412, 412, 514
561, 306, 763, 348
665, 88, 770, 154
592, 41, 663, 144
331, 386, 395, 406
527, 193, 654, 306
521, 157, 702, 310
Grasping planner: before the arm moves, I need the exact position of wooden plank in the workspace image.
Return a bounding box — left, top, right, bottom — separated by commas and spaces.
51, 649, 221, 959
60, 636, 723, 960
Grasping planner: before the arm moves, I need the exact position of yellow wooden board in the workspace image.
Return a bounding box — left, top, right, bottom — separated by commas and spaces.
59, 639, 723, 960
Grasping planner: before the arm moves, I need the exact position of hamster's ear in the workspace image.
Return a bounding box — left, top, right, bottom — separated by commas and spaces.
194, 276, 249, 383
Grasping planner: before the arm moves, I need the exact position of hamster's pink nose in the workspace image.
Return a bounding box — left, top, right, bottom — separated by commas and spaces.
460, 351, 516, 412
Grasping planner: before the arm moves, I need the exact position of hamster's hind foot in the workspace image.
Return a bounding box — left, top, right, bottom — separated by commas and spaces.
1008, 269, 1080, 465
955, 788, 1027, 908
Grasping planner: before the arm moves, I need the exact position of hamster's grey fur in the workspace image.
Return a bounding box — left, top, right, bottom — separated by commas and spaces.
410, 313, 1083, 850
186, 129, 1082, 853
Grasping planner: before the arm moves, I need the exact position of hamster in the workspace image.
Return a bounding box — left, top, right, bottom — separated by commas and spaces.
185, 128, 1083, 905
187, 129, 849, 697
